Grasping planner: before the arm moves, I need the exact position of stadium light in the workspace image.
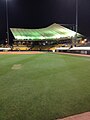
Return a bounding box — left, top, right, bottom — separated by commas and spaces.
6, 0, 9, 45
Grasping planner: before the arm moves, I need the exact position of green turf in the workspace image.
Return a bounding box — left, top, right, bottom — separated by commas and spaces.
0, 53, 90, 120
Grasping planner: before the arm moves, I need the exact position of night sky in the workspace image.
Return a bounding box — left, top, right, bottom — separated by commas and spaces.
0, 0, 90, 42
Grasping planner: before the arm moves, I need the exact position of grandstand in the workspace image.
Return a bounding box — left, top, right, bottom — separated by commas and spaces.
10, 23, 83, 51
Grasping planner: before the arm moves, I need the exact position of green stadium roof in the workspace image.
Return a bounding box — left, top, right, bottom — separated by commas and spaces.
10, 23, 83, 41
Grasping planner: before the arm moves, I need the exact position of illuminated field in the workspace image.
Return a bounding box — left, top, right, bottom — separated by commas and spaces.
0, 53, 90, 120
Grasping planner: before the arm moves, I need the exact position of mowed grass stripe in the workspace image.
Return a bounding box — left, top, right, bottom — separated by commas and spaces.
0, 53, 90, 120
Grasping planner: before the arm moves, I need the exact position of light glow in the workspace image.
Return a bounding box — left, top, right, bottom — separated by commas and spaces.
10, 23, 83, 41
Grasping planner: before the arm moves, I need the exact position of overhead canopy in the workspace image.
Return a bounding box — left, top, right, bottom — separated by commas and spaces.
10, 23, 83, 41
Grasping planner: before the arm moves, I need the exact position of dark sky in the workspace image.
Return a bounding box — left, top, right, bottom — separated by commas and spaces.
0, 0, 90, 41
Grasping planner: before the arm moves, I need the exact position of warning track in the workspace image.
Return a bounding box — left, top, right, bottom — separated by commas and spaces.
0, 51, 45, 55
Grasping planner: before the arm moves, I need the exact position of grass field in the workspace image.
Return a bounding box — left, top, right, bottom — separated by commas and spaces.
0, 53, 90, 120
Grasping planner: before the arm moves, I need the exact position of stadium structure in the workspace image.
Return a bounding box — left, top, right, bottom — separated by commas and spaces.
10, 23, 84, 51
1, 23, 90, 54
